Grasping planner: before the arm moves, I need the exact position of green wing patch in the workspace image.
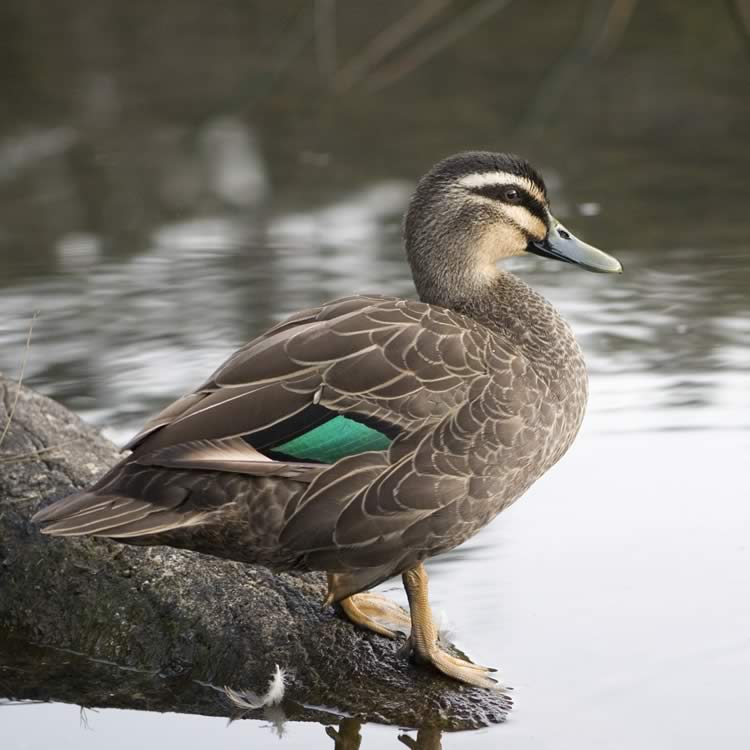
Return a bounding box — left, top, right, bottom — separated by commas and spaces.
274, 415, 391, 463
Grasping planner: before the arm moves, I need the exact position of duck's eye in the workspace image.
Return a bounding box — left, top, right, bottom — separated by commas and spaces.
503, 188, 521, 203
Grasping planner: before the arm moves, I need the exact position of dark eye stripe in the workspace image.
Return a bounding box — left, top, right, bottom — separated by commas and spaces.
469, 184, 548, 222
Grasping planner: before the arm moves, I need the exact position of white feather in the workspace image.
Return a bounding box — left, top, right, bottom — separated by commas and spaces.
224, 664, 288, 710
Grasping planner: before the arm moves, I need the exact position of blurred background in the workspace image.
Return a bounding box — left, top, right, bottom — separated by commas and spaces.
1, 1, 749, 748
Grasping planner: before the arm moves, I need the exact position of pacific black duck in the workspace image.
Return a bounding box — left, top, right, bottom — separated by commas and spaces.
34, 152, 622, 688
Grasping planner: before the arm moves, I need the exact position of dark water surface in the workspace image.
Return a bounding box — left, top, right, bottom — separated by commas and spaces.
2, 1, 750, 747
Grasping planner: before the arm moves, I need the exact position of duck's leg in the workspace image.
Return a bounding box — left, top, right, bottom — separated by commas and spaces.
401, 563, 499, 689
328, 574, 411, 639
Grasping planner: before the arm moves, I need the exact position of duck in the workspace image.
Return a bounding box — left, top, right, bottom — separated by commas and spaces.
33, 152, 622, 689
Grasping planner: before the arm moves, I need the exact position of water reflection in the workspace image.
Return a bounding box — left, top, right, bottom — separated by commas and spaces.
397, 727, 443, 750
0, 639, 450, 746
325, 720, 444, 750
326, 719, 364, 749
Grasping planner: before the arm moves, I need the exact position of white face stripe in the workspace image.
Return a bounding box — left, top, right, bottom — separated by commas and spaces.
500, 204, 548, 238
457, 171, 547, 204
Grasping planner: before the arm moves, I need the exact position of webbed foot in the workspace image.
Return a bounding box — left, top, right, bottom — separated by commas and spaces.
339, 592, 411, 639
399, 634, 499, 688
402, 563, 500, 689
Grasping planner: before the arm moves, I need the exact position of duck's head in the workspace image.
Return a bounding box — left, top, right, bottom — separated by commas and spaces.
405, 151, 622, 304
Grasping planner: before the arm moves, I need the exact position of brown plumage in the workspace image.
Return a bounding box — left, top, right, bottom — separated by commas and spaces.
34, 152, 621, 688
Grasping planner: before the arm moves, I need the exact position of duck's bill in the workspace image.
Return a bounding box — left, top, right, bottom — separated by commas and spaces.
528, 220, 622, 274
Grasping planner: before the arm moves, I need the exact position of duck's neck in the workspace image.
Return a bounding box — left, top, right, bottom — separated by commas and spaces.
417, 266, 585, 389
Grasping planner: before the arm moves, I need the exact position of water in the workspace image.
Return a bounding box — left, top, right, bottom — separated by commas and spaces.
2, 1, 750, 747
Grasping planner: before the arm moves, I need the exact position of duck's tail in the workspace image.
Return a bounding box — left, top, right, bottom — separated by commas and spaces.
32, 467, 213, 539
31, 454, 316, 572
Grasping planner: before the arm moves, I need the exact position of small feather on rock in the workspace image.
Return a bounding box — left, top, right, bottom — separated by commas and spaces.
224, 665, 287, 710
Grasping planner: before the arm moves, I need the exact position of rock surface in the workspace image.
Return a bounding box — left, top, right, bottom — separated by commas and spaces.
0, 375, 511, 729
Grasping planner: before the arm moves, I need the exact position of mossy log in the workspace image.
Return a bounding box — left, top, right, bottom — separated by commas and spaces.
0, 376, 510, 730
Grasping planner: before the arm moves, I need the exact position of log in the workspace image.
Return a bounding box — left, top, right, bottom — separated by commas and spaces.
0, 376, 511, 730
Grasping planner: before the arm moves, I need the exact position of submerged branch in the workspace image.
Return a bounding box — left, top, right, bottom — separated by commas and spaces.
365, 0, 515, 92
333, 0, 452, 94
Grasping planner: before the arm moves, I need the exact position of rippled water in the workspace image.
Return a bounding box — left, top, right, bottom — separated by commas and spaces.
2, 1, 750, 748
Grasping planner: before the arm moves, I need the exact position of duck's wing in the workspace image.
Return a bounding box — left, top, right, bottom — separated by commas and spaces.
122, 293, 491, 472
